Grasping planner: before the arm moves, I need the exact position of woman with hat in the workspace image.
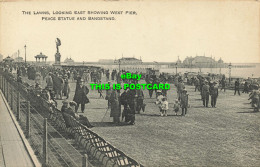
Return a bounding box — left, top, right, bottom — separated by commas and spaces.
109, 89, 121, 124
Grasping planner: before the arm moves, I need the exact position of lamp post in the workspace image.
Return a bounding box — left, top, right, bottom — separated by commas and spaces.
228, 63, 232, 83
24, 45, 27, 63
118, 59, 121, 72
175, 63, 178, 74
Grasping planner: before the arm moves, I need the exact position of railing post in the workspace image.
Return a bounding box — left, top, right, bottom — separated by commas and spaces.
43, 118, 48, 167
0, 75, 2, 90
6, 79, 8, 102
3, 77, 6, 96
11, 85, 13, 110
3, 77, 5, 95
26, 101, 31, 138
17, 92, 20, 121
82, 154, 88, 167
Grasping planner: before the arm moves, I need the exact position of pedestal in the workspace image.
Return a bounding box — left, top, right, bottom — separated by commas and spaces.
55, 52, 61, 65
53, 52, 62, 69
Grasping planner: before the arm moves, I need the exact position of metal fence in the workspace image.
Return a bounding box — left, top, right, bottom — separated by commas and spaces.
0, 70, 143, 167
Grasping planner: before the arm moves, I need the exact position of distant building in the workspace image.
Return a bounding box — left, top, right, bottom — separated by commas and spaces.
176, 56, 182, 64
64, 57, 74, 65
35, 52, 48, 65
182, 55, 226, 68
218, 57, 224, 64
114, 57, 142, 64
3, 56, 14, 64
14, 57, 24, 63
98, 59, 114, 64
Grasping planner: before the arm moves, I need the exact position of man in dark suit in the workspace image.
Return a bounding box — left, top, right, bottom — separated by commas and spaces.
202, 81, 210, 107
210, 81, 218, 107
73, 79, 89, 113
234, 78, 240, 96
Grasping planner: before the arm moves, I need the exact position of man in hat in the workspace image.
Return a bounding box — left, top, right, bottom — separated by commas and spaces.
180, 89, 189, 116
63, 74, 70, 99
202, 81, 210, 107
46, 72, 53, 91
234, 78, 241, 96
109, 89, 121, 124
61, 99, 69, 113
177, 79, 185, 101
105, 81, 112, 108
63, 101, 94, 128
73, 79, 89, 113
210, 81, 219, 108
127, 89, 137, 125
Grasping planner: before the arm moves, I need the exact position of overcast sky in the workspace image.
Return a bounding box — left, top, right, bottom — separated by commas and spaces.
0, 0, 259, 63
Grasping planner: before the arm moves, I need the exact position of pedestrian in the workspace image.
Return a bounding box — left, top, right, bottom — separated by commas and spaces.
202, 81, 210, 107
128, 89, 137, 125
120, 88, 130, 122
156, 90, 164, 116
136, 89, 144, 114
173, 99, 180, 115
63, 74, 70, 99
61, 99, 69, 113
177, 79, 185, 101
45, 72, 53, 91
194, 77, 199, 92
110, 89, 121, 124
210, 81, 218, 107
234, 78, 240, 95
180, 89, 189, 116
221, 77, 226, 92
73, 79, 90, 113
64, 101, 94, 128
242, 81, 249, 94
35, 71, 41, 85
105, 81, 112, 108
161, 97, 169, 116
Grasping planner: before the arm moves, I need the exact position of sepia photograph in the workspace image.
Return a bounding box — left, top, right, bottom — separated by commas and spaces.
0, 0, 260, 166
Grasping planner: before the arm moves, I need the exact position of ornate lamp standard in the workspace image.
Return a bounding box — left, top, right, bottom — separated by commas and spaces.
228, 63, 232, 83
118, 59, 121, 72
175, 62, 178, 74
24, 45, 27, 63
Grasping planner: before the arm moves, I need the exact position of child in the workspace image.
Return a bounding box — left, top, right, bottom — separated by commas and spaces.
173, 99, 180, 115
156, 90, 164, 116
161, 97, 169, 116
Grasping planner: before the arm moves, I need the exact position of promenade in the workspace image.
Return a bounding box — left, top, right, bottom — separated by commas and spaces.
69, 82, 260, 166
23, 76, 260, 166
0, 91, 35, 167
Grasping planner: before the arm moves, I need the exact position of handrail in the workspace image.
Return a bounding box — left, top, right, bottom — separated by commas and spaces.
0, 70, 143, 167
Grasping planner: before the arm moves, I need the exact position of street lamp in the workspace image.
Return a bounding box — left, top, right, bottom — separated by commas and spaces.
175, 63, 178, 74
228, 63, 232, 83
118, 59, 121, 72
24, 45, 27, 63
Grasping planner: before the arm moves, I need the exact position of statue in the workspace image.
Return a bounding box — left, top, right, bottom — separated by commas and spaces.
56, 38, 61, 53
55, 38, 61, 64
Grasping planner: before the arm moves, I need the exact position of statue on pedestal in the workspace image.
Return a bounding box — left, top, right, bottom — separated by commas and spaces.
55, 38, 61, 64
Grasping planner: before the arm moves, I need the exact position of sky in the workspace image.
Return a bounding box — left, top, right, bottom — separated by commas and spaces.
0, 0, 259, 63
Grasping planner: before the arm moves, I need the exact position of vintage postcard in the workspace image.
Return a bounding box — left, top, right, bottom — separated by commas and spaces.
0, 0, 259, 167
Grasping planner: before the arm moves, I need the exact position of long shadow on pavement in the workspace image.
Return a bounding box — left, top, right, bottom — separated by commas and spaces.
138, 114, 182, 117
91, 122, 131, 127
237, 111, 259, 114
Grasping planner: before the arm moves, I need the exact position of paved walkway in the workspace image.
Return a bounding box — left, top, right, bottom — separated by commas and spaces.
22, 76, 260, 166
0, 92, 34, 167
